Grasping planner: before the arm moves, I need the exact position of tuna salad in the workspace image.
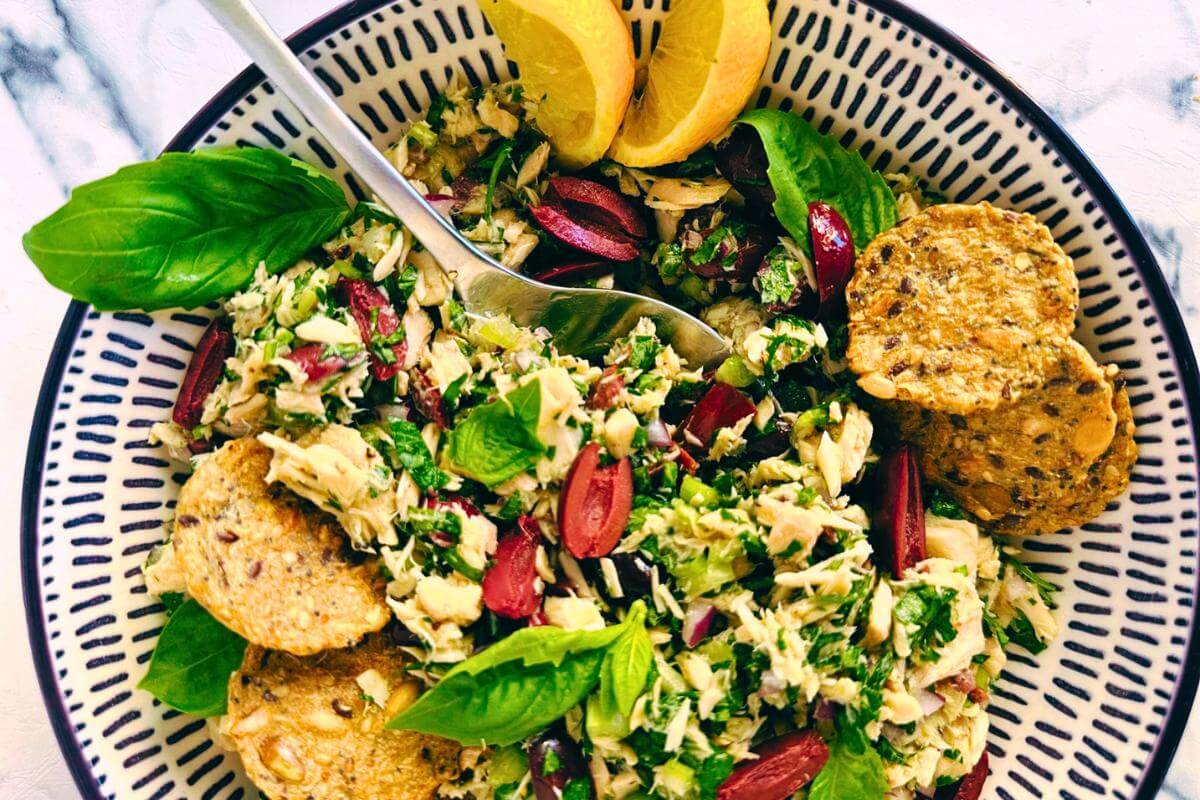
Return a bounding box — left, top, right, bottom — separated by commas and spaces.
20, 4, 1132, 800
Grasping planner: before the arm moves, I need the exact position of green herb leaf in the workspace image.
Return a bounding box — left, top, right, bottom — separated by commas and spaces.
137, 599, 248, 717
809, 734, 888, 800
982, 607, 1010, 646
696, 753, 735, 800
627, 335, 662, 371
23, 147, 351, 311
757, 245, 806, 307
446, 378, 546, 487
388, 604, 644, 745
894, 585, 959, 663
929, 489, 972, 521
1002, 553, 1059, 608
1005, 609, 1048, 654
586, 604, 653, 739
378, 419, 447, 490
484, 140, 514, 223
408, 507, 462, 539
736, 109, 898, 252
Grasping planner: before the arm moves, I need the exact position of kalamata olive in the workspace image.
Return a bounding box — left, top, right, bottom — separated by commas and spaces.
173, 317, 235, 430
482, 515, 543, 619
287, 343, 349, 383
383, 617, 420, 647
545, 176, 648, 239
715, 126, 777, 213
716, 729, 829, 800
528, 727, 594, 800
336, 277, 406, 380
605, 552, 655, 600
558, 443, 634, 559
683, 222, 771, 281
587, 366, 625, 410
532, 259, 617, 285
743, 417, 793, 460
807, 201, 855, 320
873, 444, 926, 576
449, 174, 482, 212
934, 752, 989, 800
410, 367, 449, 427
530, 204, 641, 262
679, 384, 756, 452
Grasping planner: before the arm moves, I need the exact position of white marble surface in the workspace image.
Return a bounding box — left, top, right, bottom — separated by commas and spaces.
0, 0, 1197, 797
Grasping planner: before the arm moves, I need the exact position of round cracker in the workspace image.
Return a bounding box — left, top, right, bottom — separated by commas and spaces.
895, 340, 1117, 521
174, 437, 389, 655
847, 202, 1079, 414
990, 381, 1137, 535
224, 639, 459, 800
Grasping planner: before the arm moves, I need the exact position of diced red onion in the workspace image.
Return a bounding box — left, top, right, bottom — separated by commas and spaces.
757, 671, 788, 699
424, 193, 456, 220
812, 698, 836, 722
682, 601, 717, 647
513, 350, 537, 372
915, 687, 945, 717
646, 418, 672, 449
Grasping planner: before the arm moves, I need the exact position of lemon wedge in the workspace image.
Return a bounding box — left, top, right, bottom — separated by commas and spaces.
478, 0, 635, 168
608, 0, 771, 168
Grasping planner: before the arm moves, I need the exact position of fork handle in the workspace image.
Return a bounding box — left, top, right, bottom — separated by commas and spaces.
200, 0, 491, 280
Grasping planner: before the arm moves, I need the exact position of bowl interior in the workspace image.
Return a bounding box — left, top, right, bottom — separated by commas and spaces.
23, 1, 1200, 798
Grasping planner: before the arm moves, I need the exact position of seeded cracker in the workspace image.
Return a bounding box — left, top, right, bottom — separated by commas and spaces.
174, 437, 389, 655
847, 202, 1079, 414
894, 340, 1117, 522
990, 381, 1137, 535
223, 639, 460, 800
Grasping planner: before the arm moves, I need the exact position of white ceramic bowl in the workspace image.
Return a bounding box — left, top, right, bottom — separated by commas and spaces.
22, 1, 1200, 798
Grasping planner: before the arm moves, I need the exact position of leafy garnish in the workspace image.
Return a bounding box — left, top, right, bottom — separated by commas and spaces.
696, 753, 735, 800
894, 585, 959, 663
389, 602, 648, 745
735, 108, 898, 252
586, 604, 654, 739
1002, 552, 1059, 608
757, 245, 807, 307
1005, 609, 1048, 654
23, 147, 351, 311
137, 599, 248, 717
446, 378, 546, 487
929, 489, 972, 521
484, 140, 515, 223
809, 731, 888, 800
982, 607, 1010, 646
368, 419, 447, 491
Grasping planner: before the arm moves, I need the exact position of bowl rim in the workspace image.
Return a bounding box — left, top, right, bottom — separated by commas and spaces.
20, 1, 1200, 798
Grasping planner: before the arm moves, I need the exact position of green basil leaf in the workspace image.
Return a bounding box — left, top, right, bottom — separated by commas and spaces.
446, 378, 545, 487
388, 605, 641, 746
809, 734, 887, 800
382, 419, 447, 490
137, 598, 248, 717
586, 603, 653, 739
23, 147, 352, 311
159, 591, 185, 615
736, 108, 898, 252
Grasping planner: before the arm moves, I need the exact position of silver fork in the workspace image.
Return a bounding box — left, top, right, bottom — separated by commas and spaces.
201, 0, 729, 368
